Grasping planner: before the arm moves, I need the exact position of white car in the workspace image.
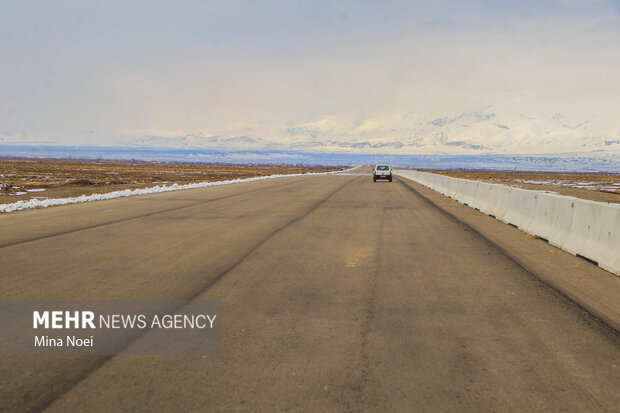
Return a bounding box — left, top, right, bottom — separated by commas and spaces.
373, 164, 393, 182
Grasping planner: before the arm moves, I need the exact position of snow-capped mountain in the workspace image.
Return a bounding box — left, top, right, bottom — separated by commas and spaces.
118, 109, 620, 156
2, 108, 619, 157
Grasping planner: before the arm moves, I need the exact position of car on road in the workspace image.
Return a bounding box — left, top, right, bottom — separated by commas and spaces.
373, 164, 393, 182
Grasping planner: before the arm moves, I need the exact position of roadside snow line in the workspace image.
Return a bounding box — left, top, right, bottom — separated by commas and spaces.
0, 167, 359, 213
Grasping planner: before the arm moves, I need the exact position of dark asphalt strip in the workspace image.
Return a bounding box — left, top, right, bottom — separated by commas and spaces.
30, 175, 359, 413
0, 178, 310, 250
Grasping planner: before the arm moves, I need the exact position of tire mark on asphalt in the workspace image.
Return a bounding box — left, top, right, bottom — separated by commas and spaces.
31, 175, 360, 413
355, 201, 385, 411
0, 178, 310, 250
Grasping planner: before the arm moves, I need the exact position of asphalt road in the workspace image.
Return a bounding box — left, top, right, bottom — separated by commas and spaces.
0, 169, 618, 412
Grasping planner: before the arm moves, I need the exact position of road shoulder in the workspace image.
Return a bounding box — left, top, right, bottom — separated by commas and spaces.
397, 176, 620, 333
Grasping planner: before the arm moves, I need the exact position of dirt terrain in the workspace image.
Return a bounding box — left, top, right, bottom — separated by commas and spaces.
427, 169, 620, 204
0, 158, 338, 205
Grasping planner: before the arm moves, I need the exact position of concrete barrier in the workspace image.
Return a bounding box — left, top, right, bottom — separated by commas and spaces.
562, 199, 620, 275
488, 184, 512, 221
595, 205, 620, 275
502, 188, 538, 233
474, 183, 494, 215
528, 192, 575, 247
396, 169, 620, 276
445, 177, 459, 199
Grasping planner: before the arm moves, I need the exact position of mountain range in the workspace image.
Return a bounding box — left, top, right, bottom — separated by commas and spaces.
126, 110, 620, 156
2, 109, 619, 158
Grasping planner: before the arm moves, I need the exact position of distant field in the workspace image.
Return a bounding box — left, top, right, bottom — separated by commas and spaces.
429, 170, 620, 203
0, 158, 338, 204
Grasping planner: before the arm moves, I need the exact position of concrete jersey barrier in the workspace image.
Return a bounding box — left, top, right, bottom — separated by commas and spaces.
395, 169, 620, 276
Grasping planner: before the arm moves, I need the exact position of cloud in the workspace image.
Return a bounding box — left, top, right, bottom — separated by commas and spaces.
0, 0, 619, 154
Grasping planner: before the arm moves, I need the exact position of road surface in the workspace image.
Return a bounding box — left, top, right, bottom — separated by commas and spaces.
0, 169, 618, 412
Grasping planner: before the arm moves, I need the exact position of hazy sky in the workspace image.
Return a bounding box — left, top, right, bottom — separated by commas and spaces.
1, 0, 619, 148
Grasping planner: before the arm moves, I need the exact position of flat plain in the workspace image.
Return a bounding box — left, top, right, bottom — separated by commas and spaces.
427, 169, 620, 203
0, 158, 338, 205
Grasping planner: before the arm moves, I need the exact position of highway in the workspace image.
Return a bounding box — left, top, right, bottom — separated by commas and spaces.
0, 169, 619, 412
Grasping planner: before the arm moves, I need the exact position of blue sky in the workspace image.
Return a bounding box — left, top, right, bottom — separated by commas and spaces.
1, 1, 619, 154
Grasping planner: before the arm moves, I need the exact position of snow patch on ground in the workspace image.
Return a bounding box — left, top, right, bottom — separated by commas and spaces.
0, 168, 357, 213
511, 179, 620, 193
